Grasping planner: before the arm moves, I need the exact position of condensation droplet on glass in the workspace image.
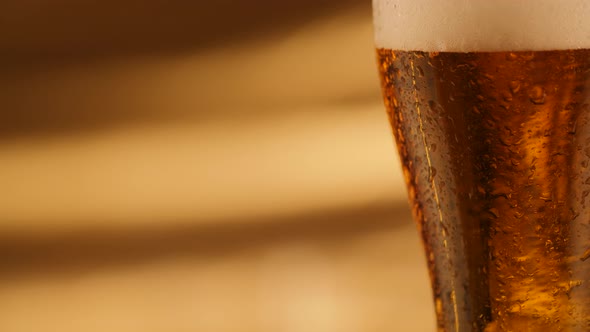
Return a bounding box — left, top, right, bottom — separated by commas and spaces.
529, 85, 547, 105
435, 298, 443, 314
417, 65, 425, 77
488, 208, 500, 218
509, 80, 522, 94
477, 185, 486, 195
428, 100, 443, 113
540, 193, 552, 202
430, 167, 437, 179
506, 52, 519, 61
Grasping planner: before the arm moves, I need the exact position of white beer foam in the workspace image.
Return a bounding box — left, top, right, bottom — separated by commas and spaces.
374, 0, 590, 52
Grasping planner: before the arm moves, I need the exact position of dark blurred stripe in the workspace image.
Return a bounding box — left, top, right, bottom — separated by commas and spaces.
1, 0, 366, 64
0, 0, 374, 141
0, 201, 411, 281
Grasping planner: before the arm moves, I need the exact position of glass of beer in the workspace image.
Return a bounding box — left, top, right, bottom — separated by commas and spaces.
374, 1, 590, 330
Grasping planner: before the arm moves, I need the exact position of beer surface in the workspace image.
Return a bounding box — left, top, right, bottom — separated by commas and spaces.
378, 49, 590, 331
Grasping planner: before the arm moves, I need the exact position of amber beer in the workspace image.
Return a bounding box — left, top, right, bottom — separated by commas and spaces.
374, 1, 590, 331
379, 49, 590, 330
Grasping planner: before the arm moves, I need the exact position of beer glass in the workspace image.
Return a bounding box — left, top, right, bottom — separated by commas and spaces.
374, 1, 590, 330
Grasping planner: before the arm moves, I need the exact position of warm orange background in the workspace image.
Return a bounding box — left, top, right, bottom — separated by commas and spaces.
0, 1, 435, 331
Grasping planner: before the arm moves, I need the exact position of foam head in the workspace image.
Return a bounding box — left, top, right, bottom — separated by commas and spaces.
374, 0, 590, 52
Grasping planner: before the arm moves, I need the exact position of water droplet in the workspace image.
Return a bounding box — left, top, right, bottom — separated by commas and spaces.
428, 100, 443, 113
521, 52, 535, 61
507, 303, 522, 314
477, 185, 486, 195
430, 143, 437, 152
417, 66, 425, 77
569, 120, 579, 134
509, 80, 522, 94
488, 208, 500, 218
435, 298, 443, 314
540, 192, 552, 202
529, 86, 546, 105
506, 53, 519, 61
430, 167, 437, 179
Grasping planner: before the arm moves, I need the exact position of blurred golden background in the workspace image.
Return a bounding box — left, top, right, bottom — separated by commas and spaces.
0, 0, 435, 331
